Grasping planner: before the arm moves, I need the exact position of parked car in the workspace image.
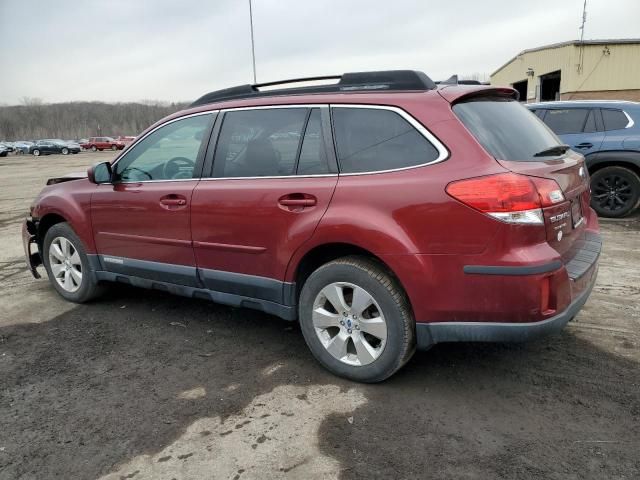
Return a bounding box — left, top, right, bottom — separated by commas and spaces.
0, 144, 7, 157
29, 140, 81, 156
13, 141, 34, 154
1, 142, 15, 153
527, 100, 640, 217
80, 137, 125, 152
64, 140, 83, 151
22, 70, 601, 382
115, 135, 137, 143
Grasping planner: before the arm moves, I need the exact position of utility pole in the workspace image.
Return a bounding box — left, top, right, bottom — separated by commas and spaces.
249, 0, 257, 84
578, 0, 587, 73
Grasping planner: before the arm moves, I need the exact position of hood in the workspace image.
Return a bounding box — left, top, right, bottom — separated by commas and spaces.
46, 171, 87, 185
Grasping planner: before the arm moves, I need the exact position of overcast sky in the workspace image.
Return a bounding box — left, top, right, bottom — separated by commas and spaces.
0, 0, 638, 105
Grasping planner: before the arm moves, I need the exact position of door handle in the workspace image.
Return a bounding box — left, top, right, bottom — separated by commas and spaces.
279, 198, 317, 207
576, 143, 593, 149
159, 195, 187, 209
278, 193, 317, 211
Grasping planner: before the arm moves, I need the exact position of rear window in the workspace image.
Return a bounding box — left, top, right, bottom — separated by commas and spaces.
453, 98, 563, 161
602, 109, 629, 131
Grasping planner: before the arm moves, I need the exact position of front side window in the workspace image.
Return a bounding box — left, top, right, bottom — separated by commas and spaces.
213, 108, 309, 177
113, 114, 212, 182
602, 109, 629, 131
541, 108, 589, 135
332, 107, 440, 173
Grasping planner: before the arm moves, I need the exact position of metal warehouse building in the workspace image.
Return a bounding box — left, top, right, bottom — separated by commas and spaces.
491, 39, 640, 103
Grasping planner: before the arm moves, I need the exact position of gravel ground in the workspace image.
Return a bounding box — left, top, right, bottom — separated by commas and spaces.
0, 152, 639, 480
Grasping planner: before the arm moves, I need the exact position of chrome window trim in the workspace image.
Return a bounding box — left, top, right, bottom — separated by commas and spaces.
110, 110, 217, 175
200, 103, 448, 181
622, 110, 635, 129
111, 103, 449, 183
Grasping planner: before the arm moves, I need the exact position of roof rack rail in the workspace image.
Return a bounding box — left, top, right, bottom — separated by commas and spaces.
190, 70, 437, 107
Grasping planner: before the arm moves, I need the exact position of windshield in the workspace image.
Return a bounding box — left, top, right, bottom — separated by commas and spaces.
453, 98, 563, 161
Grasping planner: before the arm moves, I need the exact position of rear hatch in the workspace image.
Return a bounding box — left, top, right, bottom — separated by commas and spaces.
451, 94, 592, 265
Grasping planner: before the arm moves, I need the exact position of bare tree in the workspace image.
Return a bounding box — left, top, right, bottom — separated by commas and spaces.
0, 101, 188, 140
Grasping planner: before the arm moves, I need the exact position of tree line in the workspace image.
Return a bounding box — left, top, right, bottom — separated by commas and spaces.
0, 100, 189, 141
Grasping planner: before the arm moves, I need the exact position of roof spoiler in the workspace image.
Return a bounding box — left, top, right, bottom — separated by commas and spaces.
190, 70, 438, 107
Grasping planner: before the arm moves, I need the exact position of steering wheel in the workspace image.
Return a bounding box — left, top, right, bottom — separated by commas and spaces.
163, 157, 195, 179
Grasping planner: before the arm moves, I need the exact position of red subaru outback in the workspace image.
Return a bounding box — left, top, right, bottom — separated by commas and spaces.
22, 71, 600, 382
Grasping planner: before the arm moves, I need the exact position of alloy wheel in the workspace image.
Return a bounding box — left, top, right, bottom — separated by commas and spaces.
592, 173, 633, 215
312, 282, 387, 366
48, 236, 83, 293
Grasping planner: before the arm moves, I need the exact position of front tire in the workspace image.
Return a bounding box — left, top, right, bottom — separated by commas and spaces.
111, 144, 117, 151
299, 256, 415, 382
91, 145, 97, 152
42, 222, 104, 303
32, 149, 40, 156
61, 147, 69, 155
590, 166, 640, 218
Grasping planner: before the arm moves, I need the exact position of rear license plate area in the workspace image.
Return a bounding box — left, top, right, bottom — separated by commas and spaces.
571, 199, 584, 228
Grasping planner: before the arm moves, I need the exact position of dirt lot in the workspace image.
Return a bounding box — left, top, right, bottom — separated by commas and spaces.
0, 152, 639, 480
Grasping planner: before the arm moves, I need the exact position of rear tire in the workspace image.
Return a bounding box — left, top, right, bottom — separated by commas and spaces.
111, 144, 117, 151
61, 147, 69, 155
42, 222, 105, 303
590, 166, 640, 218
299, 256, 415, 383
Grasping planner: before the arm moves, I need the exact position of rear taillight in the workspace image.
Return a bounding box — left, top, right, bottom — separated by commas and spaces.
446, 173, 564, 225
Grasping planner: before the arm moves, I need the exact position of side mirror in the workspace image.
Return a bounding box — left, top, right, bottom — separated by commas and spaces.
87, 161, 112, 184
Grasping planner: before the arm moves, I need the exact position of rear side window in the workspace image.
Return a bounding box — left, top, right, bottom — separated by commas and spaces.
602, 109, 629, 131
213, 108, 308, 177
331, 107, 440, 173
541, 109, 589, 134
453, 98, 563, 161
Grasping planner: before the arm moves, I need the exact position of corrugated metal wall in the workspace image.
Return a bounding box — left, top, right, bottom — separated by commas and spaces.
490, 43, 640, 101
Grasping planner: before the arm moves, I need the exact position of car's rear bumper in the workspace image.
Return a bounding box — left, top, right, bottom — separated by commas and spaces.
22, 218, 42, 278
415, 260, 598, 349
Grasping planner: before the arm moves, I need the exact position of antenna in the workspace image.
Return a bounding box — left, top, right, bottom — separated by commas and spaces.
248, 0, 257, 83
578, 0, 587, 73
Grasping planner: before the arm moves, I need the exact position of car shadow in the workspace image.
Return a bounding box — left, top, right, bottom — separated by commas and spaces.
0, 285, 638, 479
318, 334, 640, 479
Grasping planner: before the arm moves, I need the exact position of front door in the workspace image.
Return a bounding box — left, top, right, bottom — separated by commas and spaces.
191, 106, 338, 303
91, 112, 214, 286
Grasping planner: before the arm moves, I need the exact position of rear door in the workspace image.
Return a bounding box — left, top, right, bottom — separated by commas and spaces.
539, 107, 605, 156
190, 106, 338, 304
